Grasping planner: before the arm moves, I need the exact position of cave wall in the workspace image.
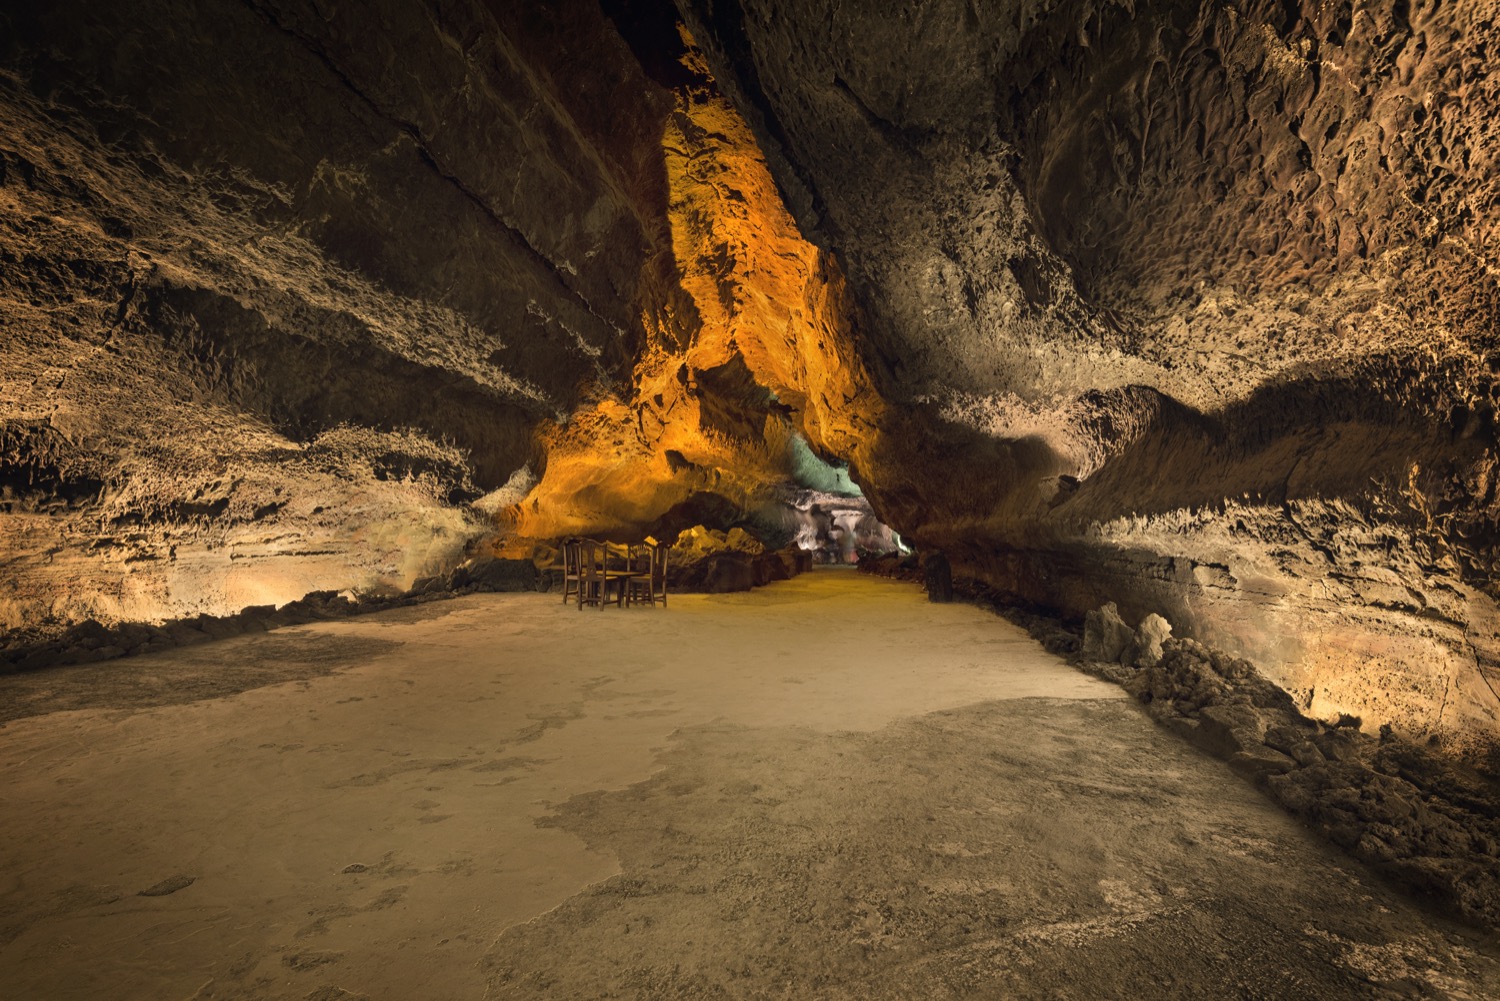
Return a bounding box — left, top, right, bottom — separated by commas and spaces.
678, 0, 1500, 756
1, 0, 846, 631
0, 0, 640, 629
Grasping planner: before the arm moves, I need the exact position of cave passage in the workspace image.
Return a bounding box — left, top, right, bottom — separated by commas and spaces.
6, 0, 1500, 996
2, 571, 1496, 999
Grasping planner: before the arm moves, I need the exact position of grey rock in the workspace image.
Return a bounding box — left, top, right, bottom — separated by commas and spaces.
1133, 613, 1172, 668
1081, 602, 1133, 664
1227, 746, 1298, 782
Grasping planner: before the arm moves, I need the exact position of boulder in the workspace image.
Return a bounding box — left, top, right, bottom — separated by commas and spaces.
197, 615, 245, 639
772, 549, 801, 578
1042, 630, 1080, 656
116, 622, 153, 650
1081, 602, 1133, 663
1194, 704, 1267, 758
1227, 746, 1298, 782
164, 622, 209, 646
1314, 730, 1366, 763
1263, 723, 1319, 756
1133, 613, 1172, 667
754, 552, 791, 585
704, 552, 756, 592
67, 618, 113, 649
268, 601, 315, 626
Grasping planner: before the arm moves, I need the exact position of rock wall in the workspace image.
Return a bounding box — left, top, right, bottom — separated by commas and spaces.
510, 18, 876, 545
0, 0, 654, 628
0, 0, 852, 633
679, 0, 1500, 758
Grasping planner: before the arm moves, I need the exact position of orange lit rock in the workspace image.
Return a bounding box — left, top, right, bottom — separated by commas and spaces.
512, 28, 879, 544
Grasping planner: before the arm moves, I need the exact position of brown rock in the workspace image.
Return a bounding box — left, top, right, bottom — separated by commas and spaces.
1227, 746, 1298, 782
1194, 705, 1267, 759
1132, 613, 1172, 668
923, 552, 953, 603
1081, 603, 1133, 664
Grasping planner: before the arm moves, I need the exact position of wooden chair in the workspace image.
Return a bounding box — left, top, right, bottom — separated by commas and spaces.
559, 538, 583, 605
576, 539, 623, 609
626, 542, 669, 607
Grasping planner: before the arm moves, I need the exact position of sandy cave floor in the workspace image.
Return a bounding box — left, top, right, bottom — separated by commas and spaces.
1, 570, 1498, 1000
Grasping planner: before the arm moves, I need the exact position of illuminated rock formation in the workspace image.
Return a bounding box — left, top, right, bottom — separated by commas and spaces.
512, 24, 877, 544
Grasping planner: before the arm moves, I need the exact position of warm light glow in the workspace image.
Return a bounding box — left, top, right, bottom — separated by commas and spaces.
512, 27, 883, 543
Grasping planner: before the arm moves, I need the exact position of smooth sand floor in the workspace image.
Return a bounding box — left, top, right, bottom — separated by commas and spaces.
1, 569, 1497, 999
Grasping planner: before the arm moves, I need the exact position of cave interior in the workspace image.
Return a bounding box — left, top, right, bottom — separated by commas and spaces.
5, 0, 1500, 992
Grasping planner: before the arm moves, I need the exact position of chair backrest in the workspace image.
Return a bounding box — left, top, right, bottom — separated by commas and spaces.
562, 538, 582, 576
651, 542, 668, 591
604, 541, 632, 575
578, 539, 606, 581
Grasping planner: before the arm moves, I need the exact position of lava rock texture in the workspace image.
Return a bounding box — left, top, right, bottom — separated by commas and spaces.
680, 0, 1500, 760
1, 0, 644, 627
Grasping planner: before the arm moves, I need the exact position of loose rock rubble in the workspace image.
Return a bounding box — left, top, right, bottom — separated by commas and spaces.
862, 553, 1082, 656
1079, 605, 1500, 931
861, 553, 1500, 931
